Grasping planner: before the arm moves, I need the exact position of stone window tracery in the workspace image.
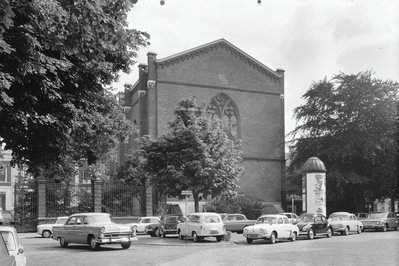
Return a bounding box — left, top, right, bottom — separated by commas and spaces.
206, 93, 239, 139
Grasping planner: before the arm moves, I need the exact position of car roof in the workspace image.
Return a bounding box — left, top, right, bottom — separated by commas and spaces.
330, 212, 352, 215
259, 214, 288, 218
70, 213, 110, 217
0, 226, 17, 232
188, 212, 220, 216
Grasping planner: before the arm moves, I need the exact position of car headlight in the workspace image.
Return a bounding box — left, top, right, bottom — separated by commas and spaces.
376, 221, 381, 224
260, 228, 264, 233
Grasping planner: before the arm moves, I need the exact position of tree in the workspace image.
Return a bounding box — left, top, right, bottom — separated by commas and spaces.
0, 0, 148, 176
145, 97, 243, 212
288, 71, 398, 212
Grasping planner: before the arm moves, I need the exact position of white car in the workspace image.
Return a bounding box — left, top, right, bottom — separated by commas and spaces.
0, 226, 26, 266
177, 212, 226, 242
328, 212, 363, 235
243, 214, 299, 244
37, 216, 68, 238
129, 217, 161, 234
279, 212, 299, 224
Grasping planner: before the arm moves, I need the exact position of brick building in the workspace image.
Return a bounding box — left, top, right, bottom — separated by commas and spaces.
119, 39, 286, 215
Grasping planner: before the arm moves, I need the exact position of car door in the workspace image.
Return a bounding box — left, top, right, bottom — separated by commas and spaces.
72, 216, 87, 244
283, 217, 292, 237
63, 217, 77, 242
277, 217, 287, 238
387, 213, 395, 228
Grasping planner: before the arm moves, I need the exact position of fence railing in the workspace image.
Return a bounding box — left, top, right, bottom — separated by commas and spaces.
14, 180, 37, 232
102, 183, 137, 216
45, 183, 92, 217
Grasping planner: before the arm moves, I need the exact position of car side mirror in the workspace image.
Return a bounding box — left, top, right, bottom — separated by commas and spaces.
17, 248, 24, 255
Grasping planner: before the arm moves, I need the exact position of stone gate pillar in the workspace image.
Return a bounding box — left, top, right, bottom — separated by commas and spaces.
92, 178, 103, 213
301, 157, 327, 216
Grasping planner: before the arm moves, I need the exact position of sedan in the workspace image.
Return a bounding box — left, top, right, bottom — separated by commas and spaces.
0, 226, 26, 266
328, 212, 363, 235
52, 212, 136, 250
243, 214, 299, 244
361, 212, 399, 232
37, 216, 68, 238
296, 213, 332, 239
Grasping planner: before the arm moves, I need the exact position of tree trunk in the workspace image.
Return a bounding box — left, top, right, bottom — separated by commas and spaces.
194, 193, 199, 212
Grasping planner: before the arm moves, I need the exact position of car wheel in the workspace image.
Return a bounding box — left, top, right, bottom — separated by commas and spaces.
269, 232, 276, 244
382, 224, 387, 232
307, 228, 314, 240
246, 238, 253, 244
290, 232, 297, 242
89, 236, 100, 251
394, 226, 398, 231
178, 230, 185, 240
216, 235, 224, 242
42, 230, 51, 238
357, 226, 362, 234
59, 237, 68, 248
154, 228, 160, 237
161, 229, 166, 238
343, 226, 349, 235
326, 227, 332, 238
193, 232, 199, 242
121, 242, 131, 249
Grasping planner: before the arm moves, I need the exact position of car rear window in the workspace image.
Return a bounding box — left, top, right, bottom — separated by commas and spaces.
204, 216, 220, 223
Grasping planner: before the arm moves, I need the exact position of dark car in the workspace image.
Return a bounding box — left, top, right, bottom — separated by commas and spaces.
297, 213, 332, 239
159, 214, 185, 238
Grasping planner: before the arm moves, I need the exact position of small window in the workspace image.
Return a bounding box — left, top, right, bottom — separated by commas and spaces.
0, 167, 6, 182
66, 217, 76, 225
278, 218, 283, 224
283, 217, 290, 224
236, 215, 245, 221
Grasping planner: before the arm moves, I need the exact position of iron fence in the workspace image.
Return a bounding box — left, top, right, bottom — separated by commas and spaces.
14, 179, 37, 232
46, 183, 93, 217
102, 183, 136, 216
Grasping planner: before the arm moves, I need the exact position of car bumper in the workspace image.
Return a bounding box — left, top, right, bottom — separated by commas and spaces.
363, 225, 384, 230
98, 235, 137, 244
244, 233, 271, 239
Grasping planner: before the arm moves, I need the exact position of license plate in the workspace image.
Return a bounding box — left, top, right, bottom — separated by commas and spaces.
210, 230, 219, 234
247, 234, 259, 238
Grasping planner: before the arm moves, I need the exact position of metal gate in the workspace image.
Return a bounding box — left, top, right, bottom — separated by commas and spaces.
14, 178, 37, 232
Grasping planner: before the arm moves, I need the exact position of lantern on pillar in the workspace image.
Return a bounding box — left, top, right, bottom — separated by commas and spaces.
301, 157, 327, 216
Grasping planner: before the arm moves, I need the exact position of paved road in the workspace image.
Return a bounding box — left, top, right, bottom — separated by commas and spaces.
20, 230, 399, 266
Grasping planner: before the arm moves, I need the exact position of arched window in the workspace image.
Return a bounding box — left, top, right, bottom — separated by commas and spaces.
206, 93, 240, 139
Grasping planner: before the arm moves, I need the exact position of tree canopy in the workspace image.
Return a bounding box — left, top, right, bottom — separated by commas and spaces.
0, 0, 148, 176
125, 97, 243, 212
288, 71, 398, 212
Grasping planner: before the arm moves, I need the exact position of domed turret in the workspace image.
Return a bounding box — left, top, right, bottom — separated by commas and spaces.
301, 157, 326, 173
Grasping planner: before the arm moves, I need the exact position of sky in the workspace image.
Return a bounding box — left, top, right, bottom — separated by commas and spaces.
113, 0, 399, 139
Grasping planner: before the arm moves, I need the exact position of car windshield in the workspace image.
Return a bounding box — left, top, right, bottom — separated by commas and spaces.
56, 217, 68, 224
204, 216, 220, 223
330, 215, 348, 221
85, 215, 112, 224
299, 214, 314, 222
368, 213, 387, 219
256, 217, 277, 224
0, 231, 16, 251
165, 216, 180, 223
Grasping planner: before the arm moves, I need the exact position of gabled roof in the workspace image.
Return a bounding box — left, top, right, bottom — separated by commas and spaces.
157, 39, 282, 80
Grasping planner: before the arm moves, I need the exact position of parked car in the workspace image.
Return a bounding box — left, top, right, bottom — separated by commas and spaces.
328, 212, 363, 235
0, 231, 17, 266
361, 212, 399, 232
279, 212, 300, 224
1, 211, 14, 225
159, 214, 185, 237
37, 216, 68, 238
129, 216, 161, 235
296, 213, 332, 239
355, 212, 369, 220
243, 214, 299, 244
222, 214, 256, 234
177, 212, 226, 242
0, 226, 26, 266
52, 212, 136, 250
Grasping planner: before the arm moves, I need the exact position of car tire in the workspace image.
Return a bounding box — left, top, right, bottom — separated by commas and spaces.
246, 238, 253, 244
216, 235, 224, 242
269, 232, 276, 244
193, 232, 199, 242
343, 226, 349, 235
59, 237, 68, 248
42, 230, 52, 238
307, 228, 314, 240
121, 242, 131, 249
290, 232, 297, 242
394, 226, 398, 231
178, 230, 185, 240
89, 236, 100, 251
326, 227, 332, 238
154, 228, 160, 237
382, 224, 387, 232
161, 229, 166, 238
357, 226, 362, 234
